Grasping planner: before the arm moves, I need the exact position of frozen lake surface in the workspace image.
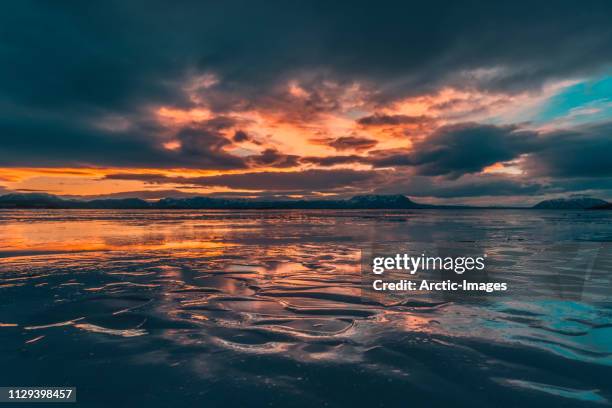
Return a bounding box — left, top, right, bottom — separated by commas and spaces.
0, 209, 611, 407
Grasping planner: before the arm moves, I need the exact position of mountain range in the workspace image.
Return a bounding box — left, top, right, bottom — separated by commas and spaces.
0, 193, 433, 209
0, 193, 609, 210
532, 197, 609, 210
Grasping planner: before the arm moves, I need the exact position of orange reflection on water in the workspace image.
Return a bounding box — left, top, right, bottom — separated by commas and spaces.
0, 218, 233, 258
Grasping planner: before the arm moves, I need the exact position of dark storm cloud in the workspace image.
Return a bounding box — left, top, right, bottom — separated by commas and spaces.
245, 148, 300, 168
205, 168, 378, 191
377, 174, 546, 198
74, 189, 202, 200
357, 114, 432, 127
188, 0, 612, 102
300, 155, 367, 166
371, 123, 538, 178
365, 120, 612, 181
424, 178, 544, 198
0, 113, 168, 167
105, 169, 383, 191
0, 112, 245, 169
328, 136, 378, 151
232, 130, 261, 144
233, 131, 249, 143
300, 119, 612, 186
371, 170, 612, 203
200, 116, 239, 131
3, 1, 612, 114
173, 126, 243, 168
103, 173, 170, 183
523, 122, 612, 178
367, 121, 612, 199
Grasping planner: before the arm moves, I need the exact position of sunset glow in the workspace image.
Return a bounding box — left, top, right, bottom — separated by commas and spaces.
1, 4, 611, 205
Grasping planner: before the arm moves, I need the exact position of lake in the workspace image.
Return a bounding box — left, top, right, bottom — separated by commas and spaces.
0, 209, 611, 407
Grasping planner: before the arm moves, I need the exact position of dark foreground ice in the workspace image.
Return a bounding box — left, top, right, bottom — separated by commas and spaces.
0, 209, 611, 407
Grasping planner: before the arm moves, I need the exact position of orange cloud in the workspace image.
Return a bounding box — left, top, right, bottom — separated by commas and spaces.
0, 76, 576, 197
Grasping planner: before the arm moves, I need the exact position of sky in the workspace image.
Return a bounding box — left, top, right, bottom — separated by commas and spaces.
1, 1, 612, 205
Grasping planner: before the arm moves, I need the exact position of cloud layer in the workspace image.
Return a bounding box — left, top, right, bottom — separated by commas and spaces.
1, 1, 612, 203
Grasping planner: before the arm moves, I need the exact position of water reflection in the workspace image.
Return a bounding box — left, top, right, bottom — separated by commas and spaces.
0, 209, 611, 407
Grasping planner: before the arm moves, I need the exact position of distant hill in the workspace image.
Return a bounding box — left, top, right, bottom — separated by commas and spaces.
84, 198, 151, 209
0, 193, 69, 208
591, 202, 612, 210
532, 197, 609, 209
0, 193, 436, 210
7, 192, 608, 210
345, 194, 430, 209
152, 194, 435, 209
